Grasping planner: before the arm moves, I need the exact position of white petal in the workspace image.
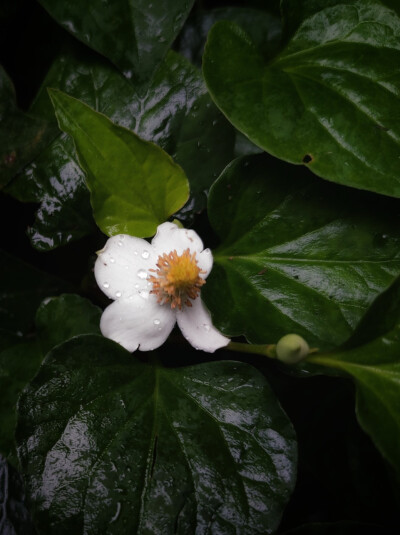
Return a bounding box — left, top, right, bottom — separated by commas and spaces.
151, 222, 204, 256
95, 234, 157, 300
100, 295, 176, 352
197, 248, 213, 279
176, 299, 229, 353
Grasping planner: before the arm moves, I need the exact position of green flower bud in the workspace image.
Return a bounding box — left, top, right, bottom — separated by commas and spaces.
276, 334, 309, 364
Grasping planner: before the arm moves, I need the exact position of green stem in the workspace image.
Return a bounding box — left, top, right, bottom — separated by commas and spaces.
227, 341, 277, 359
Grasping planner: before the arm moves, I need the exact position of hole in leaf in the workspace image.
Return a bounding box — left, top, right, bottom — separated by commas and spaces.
302, 154, 313, 164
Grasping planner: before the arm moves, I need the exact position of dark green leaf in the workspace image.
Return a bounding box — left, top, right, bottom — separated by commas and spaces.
203, 2, 400, 197
0, 455, 35, 534
49, 88, 190, 238
7, 50, 234, 249
38, 0, 195, 83
307, 276, 400, 475
0, 250, 72, 336
35, 294, 101, 355
204, 154, 400, 349
308, 326, 400, 476
0, 66, 56, 189
17, 335, 297, 534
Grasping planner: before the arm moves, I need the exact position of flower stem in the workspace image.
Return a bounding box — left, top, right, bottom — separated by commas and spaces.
226, 341, 277, 359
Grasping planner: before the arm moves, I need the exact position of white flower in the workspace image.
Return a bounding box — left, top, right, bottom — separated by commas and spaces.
95, 222, 229, 353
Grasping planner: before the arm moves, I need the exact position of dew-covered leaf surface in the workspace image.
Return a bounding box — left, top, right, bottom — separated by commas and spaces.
17, 335, 297, 535
204, 154, 400, 349
203, 1, 400, 197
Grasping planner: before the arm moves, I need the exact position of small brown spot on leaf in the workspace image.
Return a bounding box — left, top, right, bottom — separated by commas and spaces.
258, 268, 267, 275
302, 154, 313, 164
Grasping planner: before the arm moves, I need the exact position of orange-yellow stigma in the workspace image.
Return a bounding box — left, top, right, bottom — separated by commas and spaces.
148, 248, 206, 310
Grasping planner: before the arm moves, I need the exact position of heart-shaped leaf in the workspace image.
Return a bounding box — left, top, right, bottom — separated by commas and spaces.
0, 66, 56, 189
17, 335, 297, 534
7, 50, 234, 249
38, 0, 195, 83
203, 1, 400, 197
204, 154, 400, 349
49, 89, 190, 238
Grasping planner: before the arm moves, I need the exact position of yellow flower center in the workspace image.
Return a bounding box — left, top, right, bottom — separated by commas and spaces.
149, 248, 206, 310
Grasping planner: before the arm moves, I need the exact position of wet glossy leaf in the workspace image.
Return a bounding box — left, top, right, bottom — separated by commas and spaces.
38, 0, 195, 83
307, 284, 400, 475
0, 66, 56, 189
0, 294, 100, 460
204, 154, 400, 349
0, 250, 72, 336
203, 1, 400, 197
0, 455, 35, 534
17, 335, 297, 535
35, 294, 101, 355
7, 50, 234, 249
49, 89, 190, 238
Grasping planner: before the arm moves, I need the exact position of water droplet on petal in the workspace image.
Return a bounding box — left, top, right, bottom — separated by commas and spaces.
115, 291, 122, 298
203, 324, 210, 331
154, 319, 161, 325
139, 290, 149, 299
134, 250, 138, 255
134, 283, 140, 289
110, 257, 115, 263
103, 282, 110, 289
117, 241, 123, 247
141, 250, 150, 259
137, 269, 148, 279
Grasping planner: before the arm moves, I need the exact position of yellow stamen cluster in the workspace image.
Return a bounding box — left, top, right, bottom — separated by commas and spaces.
149, 248, 206, 310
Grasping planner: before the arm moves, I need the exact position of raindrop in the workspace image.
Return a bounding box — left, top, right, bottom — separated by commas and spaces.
110, 257, 115, 263
203, 324, 210, 331
134, 283, 140, 289
115, 291, 122, 298
117, 241, 123, 247
139, 290, 149, 300
154, 319, 161, 326
137, 269, 148, 279
134, 250, 138, 255
212, 119, 218, 126
103, 282, 110, 289
141, 250, 150, 259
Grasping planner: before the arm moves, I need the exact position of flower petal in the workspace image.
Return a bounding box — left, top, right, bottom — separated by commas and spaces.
197, 248, 213, 278
176, 299, 230, 353
95, 234, 156, 300
100, 295, 176, 352
151, 222, 205, 256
